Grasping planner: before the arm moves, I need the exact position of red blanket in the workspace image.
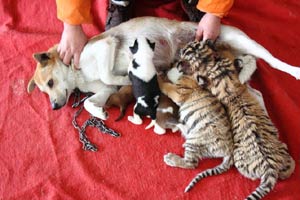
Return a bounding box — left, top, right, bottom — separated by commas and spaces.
0, 0, 299, 199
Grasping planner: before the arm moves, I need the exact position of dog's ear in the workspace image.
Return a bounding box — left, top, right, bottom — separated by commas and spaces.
129, 39, 139, 54
146, 38, 155, 51
33, 52, 51, 65
27, 77, 36, 93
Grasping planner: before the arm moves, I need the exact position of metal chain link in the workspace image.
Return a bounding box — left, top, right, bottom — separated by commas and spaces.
71, 89, 120, 152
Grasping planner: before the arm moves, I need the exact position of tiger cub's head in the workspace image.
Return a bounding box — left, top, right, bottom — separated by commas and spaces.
176, 40, 256, 85
172, 75, 207, 104
177, 40, 217, 76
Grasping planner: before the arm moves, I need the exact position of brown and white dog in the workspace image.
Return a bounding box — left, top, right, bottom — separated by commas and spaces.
27, 17, 300, 120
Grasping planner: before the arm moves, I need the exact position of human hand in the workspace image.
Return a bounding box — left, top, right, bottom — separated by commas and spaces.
57, 23, 88, 69
195, 13, 221, 41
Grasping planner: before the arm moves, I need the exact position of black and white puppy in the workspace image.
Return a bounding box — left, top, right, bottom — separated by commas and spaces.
127, 37, 161, 128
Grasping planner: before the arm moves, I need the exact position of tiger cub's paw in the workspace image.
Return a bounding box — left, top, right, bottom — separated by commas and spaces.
164, 153, 183, 167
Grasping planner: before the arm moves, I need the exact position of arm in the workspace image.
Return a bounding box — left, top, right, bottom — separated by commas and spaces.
195, 0, 234, 41
56, 0, 93, 68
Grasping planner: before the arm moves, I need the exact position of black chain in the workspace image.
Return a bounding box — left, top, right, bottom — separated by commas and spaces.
71, 89, 120, 152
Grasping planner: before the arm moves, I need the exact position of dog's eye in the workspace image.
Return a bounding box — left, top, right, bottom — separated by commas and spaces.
47, 79, 54, 88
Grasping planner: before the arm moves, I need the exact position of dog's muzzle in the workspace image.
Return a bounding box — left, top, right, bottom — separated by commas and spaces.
51, 102, 63, 110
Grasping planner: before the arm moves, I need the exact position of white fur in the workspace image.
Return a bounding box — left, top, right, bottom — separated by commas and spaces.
111, 0, 129, 7
145, 120, 166, 135
236, 55, 257, 84
71, 36, 131, 119
128, 37, 156, 82
157, 107, 174, 114
167, 67, 183, 83
136, 96, 148, 108
220, 25, 300, 79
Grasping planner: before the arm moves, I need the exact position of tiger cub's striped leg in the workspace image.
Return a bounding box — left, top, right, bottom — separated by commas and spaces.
278, 152, 295, 180
164, 147, 200, 169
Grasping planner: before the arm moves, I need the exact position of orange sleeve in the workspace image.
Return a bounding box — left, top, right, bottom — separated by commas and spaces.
197, 0, 234, 18
56, 0, 93, 25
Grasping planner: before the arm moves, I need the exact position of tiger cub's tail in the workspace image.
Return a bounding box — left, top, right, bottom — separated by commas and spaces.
185, 155, 233, 193
245, 168, 278, 200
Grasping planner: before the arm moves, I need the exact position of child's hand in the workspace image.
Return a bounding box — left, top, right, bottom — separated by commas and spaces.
196, 13, 221, 41
57, 23, 88, 69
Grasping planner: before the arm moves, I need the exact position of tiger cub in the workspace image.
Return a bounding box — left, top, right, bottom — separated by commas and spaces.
158, 74, 233, 192
178, 40, 295, 200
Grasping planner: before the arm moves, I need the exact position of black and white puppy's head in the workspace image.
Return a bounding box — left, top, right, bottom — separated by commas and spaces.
129, 37, 155, 59
128, 37, 157, 82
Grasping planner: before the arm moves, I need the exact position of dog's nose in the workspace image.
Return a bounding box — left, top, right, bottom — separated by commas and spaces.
51, 102, 61, 110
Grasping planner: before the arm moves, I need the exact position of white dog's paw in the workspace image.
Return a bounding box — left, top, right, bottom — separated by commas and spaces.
91, 107, 108, 120
128, 115, 143, 125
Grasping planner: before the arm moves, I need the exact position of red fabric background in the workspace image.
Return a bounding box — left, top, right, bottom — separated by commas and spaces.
0, 0, 299, 199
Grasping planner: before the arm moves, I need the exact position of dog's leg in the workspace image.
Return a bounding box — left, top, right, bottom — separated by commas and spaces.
95, 36, 131, 85
84, 86, 117, 120
127, 103, 143, 125
153, 123, 167, 135
145, 120, 166, 135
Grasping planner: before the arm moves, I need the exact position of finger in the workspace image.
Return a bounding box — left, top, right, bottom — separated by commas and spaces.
203, 32, 216, 42
73, 53, 81, 70
62, 51, 72, 66
195, 28, 203, 41
57, 44, 61, 54
59, 50, 65, 61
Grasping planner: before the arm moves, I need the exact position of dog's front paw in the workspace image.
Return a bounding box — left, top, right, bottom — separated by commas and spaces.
91, 107, 108, 120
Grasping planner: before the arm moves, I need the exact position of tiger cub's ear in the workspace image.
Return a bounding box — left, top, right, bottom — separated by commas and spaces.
196, 75, 208, 88
204, 39, 216, 51
233, 58, 243, 73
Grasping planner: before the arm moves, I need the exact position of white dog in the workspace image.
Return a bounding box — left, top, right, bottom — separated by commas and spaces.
27, 17, 300, 120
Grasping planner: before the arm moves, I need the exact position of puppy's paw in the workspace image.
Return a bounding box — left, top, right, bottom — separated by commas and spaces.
91, 107, 108, 120
128, 115, 143, 125
171, 126, 179, 133
154, 124, 166, 135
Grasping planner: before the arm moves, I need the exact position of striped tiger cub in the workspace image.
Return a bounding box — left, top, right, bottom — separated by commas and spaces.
178, 40, 295, 200
158, 74, 233, 192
